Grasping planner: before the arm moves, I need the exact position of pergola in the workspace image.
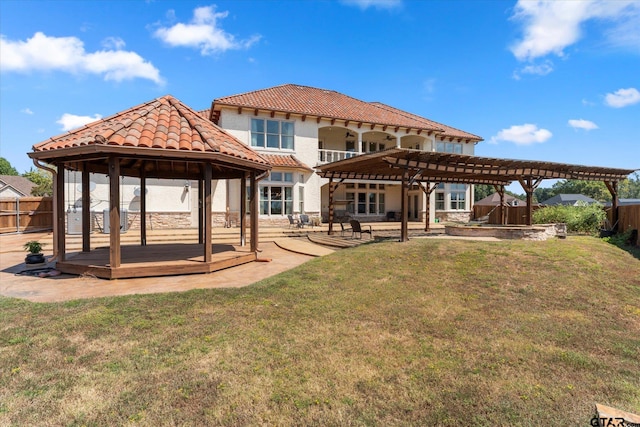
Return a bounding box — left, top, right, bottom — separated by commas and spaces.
28, 95, 271, 279
317, 148, 636, 242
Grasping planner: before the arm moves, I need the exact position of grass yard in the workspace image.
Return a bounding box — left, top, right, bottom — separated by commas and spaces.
1, 237, 639, 426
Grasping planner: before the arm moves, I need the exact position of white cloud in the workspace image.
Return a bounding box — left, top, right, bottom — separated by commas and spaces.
510, 0, 640, 61
0, 32, 163, 84
341, 0, 402, 10
568, 119, 598, 130
56, 113, 102, 131
605, 87, 640, 108
513, 60, 554, 80
21, 108, 34, 115
154, 5, 261, 55
491, 124, 552, 145
102, 36, 126, 50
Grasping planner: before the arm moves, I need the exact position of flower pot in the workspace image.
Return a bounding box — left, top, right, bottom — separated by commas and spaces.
25, 253, 46, 264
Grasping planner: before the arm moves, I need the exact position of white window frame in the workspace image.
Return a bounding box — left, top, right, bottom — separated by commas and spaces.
251, 118, 294, 150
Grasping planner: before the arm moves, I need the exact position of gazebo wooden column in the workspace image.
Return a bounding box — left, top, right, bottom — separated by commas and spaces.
204, 164, 212, 263
140, 165, 147, 246
327, 178, 343, 235
240, 173, 247, 246
81, 166, 91, 252
108, 156, 121, 268
494, 184, 506, 225
198, 179, 204, 244
55, 163, 66, 262
518, 177, 542, 226
250, 171, 258, 252
604, 180, 620, 231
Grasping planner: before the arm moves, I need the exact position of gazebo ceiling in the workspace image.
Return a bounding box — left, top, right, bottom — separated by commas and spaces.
28, 95, 271, 179
316, 148, 636, 185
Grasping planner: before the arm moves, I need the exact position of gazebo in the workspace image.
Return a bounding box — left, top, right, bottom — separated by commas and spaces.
28, 95, 271, 279
317, 148, 636, 242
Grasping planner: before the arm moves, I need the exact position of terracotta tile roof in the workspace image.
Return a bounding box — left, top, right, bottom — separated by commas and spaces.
32, 95, 269, 166
0, 175, 36, 197
260, 154, 312, 171
213, 84, 482, 142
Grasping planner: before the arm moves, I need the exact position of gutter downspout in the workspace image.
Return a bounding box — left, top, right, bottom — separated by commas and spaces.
32, 159, 59, 263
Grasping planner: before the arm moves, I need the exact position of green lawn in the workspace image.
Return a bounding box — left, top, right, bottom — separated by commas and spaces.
1, 237, 639, 426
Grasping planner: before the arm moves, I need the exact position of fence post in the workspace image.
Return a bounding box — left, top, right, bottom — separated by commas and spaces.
16, 197, 20, 233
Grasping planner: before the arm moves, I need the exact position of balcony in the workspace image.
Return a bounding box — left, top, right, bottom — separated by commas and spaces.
317, 149, 358, 165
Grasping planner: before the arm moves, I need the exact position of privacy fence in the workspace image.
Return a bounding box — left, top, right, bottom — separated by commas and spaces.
0, 197, 53, 234
473, 203, 640, 239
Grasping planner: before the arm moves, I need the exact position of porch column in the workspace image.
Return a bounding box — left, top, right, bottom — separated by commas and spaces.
518, 177, 542, 226
357, 133, 363, 154
108, 156, 121, 268
604, 180, 619, 232
401, 169, 409, 242
140, 165, 147, 246
419, 182, 437, 232
250, 171, 258, 252
81, 166, 91, 252
204, 164, 212, 263
240, 172, 247, 246
55, 163, 66, 261
395, 136, 401, 148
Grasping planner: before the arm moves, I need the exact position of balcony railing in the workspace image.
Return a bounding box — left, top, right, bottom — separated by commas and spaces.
317, 149, 358, 165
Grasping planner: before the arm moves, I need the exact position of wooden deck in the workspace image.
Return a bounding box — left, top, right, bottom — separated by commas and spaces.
56, 243, 257, 279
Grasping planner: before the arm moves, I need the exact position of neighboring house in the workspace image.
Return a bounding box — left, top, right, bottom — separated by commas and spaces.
541, 194, 598, 206
0, 175, 35, 198
209, 84, 483, 224
475, 192, 527, 207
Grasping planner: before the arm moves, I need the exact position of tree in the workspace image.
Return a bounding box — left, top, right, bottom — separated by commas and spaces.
0, 157, 19, 175
619, 173, 640, 199
22, 168, 53, 196
474, 184, 494, 202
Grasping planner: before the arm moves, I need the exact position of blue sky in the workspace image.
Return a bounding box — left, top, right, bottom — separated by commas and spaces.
1, 0, 639, 189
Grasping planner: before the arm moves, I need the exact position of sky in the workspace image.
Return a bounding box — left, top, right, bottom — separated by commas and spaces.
1, 0, 639, 191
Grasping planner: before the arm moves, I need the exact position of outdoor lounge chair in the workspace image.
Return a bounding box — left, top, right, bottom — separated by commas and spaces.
339, 220, 351, 237
300, 214, 311, 228
349, 219, 372, 239
287, 214, 300, 229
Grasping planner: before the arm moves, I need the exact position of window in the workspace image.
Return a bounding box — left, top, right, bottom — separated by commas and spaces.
258, 171, 294, 215
436, 141, 462, 154
251, 118, 294, 150
450, 184, 466, 210
346, 184, 385, 215
435, 192, 445, 210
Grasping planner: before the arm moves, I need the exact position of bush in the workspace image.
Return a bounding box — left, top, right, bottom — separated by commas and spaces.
533, 203, 606, 234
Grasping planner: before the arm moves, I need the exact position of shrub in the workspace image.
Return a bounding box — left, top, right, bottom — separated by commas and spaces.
533, 203, 606, 234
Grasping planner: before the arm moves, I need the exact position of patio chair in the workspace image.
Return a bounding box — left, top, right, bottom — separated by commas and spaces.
287, 214, 300, 229
349, 219, 372, 239
300, 214, 312, 228
339, 220, 351, 237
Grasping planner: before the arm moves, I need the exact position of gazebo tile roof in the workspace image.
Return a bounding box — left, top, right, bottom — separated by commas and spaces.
260, 153, 312, 171
213, 84, 482, 142
31, 95, 269, 167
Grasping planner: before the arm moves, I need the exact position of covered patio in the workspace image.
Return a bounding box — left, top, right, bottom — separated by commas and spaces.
28, 95, 271, 279
317, 148, 636, 242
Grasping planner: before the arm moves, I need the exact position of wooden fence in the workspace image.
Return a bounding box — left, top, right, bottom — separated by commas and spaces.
472, 205, 541, 225
0, 197, 53, 234
474, 203, 640, 244
610, 204, 640, 240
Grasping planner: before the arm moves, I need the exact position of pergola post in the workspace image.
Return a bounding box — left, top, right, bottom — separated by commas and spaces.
81, 166, 91, 252
140, 165, 147, 246
240, 173, 247, 246
55, 163, 66, 262
204, 164, 212, 263
108, 156, 121, 268
518, 177, 542, 226
400, 169, 409, 242
494, 184, 506, 225
328, 177, 335, 235
604, 180, 619, 232
250, 172, 258, 252
418, 181, 437, 232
